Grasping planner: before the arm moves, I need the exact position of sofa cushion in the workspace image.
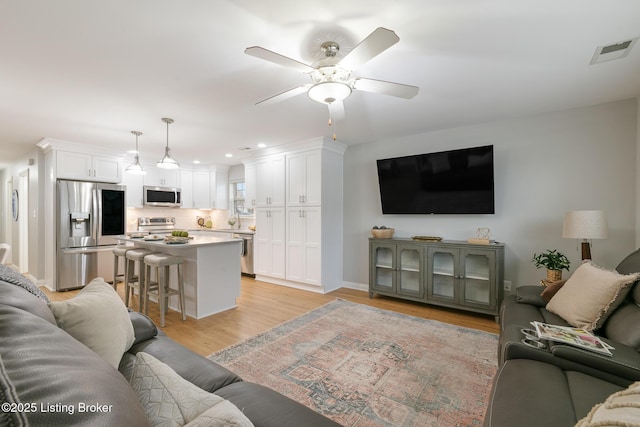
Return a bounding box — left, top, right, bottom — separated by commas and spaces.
515, 285, 548, 307
0, 264, 49, 302
49, 278, 135, 368
215, 382, 342, 427
484, 359, 622, 427
576, 380, 640, 426
546, 262, 640, 331
127, 332, 242, 393
603, 301, 640, 351
0, 304, 150, 426
129, 310, 159, 346
0, 280, 56, 324
129, 352, 253, 427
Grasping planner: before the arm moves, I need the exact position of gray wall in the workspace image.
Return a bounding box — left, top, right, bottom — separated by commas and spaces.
343, 98, 638, 289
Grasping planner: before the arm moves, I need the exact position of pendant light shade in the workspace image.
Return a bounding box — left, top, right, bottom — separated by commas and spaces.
125, 131, 147, 175
157, 117, 179, 169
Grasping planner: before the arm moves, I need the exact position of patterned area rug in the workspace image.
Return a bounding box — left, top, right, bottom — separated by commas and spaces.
210, 299, 497, 427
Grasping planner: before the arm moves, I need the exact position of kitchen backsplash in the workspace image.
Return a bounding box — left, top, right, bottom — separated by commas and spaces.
126, 208, 255, 232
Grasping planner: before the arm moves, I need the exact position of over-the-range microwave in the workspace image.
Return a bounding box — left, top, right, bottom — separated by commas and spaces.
143, 186, 182, 207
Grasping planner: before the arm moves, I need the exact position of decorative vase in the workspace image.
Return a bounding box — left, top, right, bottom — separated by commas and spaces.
546, 269, 562, 282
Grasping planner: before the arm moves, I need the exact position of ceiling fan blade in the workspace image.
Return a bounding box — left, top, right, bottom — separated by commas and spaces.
354, 77, 419, 99
338, 27, 400, 70
245, 46, 315, 73
328, 100, 345, 120
255, 85, 309, 106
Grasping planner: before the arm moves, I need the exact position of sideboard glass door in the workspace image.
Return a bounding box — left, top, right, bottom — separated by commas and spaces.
462, 250, 496, 310
397, 245, 423, 298
427, 247, 456, 302
371, 243, 395, 293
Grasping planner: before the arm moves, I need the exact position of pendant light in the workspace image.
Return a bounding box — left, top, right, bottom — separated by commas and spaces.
125, 131, 146, 175
156, 117, 179, 169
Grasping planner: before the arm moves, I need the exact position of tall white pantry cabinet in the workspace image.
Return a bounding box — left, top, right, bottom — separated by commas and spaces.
252, 137, 346, 293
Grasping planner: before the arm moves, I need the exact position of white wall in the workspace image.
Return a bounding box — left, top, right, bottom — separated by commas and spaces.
343, 99, 638, 289
4, 149, 43, 277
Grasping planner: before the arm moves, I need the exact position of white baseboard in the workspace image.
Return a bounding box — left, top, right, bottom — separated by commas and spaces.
341, 281, 368, 292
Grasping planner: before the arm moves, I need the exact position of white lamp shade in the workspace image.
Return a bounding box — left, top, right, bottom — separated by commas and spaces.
562, 210, 608, 239
307, 81, 352, 104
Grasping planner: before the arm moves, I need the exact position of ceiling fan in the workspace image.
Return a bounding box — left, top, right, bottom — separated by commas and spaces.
245, 27, 419, 122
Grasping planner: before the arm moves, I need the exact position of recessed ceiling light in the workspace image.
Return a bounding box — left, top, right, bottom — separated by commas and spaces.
257, 143, 266, 148
225, 153, 233, 158
193, 160, 201, 164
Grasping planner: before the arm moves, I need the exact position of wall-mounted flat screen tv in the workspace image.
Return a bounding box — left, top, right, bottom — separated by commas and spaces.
376, 145, 495, 214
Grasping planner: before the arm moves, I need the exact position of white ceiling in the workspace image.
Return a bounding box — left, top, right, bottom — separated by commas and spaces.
1, 0, 639, 169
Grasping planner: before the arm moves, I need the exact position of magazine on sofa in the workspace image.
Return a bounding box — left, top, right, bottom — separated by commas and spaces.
531, 321, 613, 356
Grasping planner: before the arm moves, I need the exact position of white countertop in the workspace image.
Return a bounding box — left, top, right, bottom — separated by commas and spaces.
190, 228, 255, 235
117, 234, 241, 248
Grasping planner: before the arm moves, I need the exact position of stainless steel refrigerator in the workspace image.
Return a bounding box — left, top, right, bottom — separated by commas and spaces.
56, 180, 126, 291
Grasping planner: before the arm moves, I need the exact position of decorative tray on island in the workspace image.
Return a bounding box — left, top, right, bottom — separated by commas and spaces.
411, 236, 443, 242
164, 236, 191, 244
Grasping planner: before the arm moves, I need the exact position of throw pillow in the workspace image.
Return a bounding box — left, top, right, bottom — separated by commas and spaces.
48, 278, 135, 368
576, 381, 640, 426
129, 352, 253, 427
540, 280, 566, 302
546, 262, 640, 331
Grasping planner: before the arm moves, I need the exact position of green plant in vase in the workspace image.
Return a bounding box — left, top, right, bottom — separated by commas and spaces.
532, 249, 571, 282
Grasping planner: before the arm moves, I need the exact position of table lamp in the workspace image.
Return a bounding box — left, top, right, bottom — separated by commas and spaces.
562, 210, 608, 260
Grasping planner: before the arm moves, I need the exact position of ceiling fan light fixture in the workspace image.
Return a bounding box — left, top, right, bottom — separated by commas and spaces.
307, 81, 352, 104
125, 131, 147, 175
156, 117, 180, 169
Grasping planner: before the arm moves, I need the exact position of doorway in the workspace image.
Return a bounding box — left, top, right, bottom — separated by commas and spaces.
18, 170, 28, 274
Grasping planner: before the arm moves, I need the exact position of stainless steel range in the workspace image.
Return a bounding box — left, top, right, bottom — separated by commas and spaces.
137, 217, 176, 234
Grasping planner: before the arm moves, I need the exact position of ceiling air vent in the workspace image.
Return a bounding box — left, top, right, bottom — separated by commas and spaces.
590, 37, 638, 65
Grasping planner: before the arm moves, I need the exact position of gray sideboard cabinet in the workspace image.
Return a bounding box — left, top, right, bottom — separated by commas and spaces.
369, 238, 505, 320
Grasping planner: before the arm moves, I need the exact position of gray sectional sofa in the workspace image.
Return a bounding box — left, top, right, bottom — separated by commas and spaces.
484, 249, 640, 426
0, 265, 340, 427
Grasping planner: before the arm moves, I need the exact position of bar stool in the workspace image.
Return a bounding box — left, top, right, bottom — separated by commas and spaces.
112, 245, 131, 290
144, 253, 186, 327
124, 248, 157, 312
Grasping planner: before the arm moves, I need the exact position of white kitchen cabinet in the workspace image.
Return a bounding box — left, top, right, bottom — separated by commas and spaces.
192, 170, 211, 208
254, 207, 285, 279
144, 167, 179, 187
179, 169, 212, 209
244, 161, 257, 209
180, 170, 193, 208
286, 150, 322, 206
207, 167, 229, 210
252, 137, 346, 292
57, 151, 122, 183
255, 154, 285, 207
121, 172, 144, 207
286, 206, 321, 286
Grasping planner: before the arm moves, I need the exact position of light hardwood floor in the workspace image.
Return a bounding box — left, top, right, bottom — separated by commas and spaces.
43, 276, 499, 357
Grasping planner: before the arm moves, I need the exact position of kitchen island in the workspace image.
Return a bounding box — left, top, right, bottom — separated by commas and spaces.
116, 235, 242, 319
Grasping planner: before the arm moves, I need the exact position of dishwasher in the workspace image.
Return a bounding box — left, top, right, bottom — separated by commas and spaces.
234, 233, 255, 277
